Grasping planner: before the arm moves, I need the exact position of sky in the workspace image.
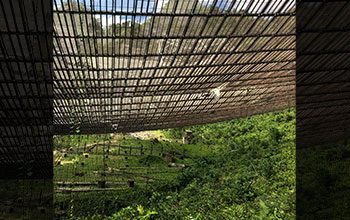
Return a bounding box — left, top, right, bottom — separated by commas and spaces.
54, 0, 295, 27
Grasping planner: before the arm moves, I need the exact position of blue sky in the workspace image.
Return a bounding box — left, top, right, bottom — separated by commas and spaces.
55, 0, 170, 12
54, 0, 170, 25
54, 0, 295, 26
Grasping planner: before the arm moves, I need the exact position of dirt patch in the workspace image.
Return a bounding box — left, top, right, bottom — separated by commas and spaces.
126, 131, 158, 140
113, 134, 121, 141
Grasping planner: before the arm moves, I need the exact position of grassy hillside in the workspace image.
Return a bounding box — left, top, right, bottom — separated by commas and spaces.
54, 108, 296, 219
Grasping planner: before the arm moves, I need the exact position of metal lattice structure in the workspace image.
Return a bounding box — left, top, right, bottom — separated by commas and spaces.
296, 1, 350, 148
52, 0, 296, 135
0, 0, 297, 178
0, 0, 53, 178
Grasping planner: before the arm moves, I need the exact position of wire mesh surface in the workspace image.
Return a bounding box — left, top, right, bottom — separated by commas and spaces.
53, 134, 188, 194
0, 0, 53, 178
296, 1, 350, 148
52, 0, 296, 135
0, 0, 297, 177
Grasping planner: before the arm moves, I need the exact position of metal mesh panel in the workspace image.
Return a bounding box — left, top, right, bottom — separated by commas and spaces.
52, 0, 296, 135
0, 0, 53, 178
296, 1, 350, 148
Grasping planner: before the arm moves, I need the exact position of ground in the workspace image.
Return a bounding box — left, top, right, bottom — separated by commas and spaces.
52, 108, 296, 219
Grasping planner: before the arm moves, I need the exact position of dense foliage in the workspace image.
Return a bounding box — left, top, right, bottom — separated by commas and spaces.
152, 109, 296, 219
163, 109, 295, 146
56, 108, 296, 219
297, 139, 350, 220
53, 134, 111, 150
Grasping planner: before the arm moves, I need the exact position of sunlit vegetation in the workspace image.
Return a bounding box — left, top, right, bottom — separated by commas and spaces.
54, 108, 296, 219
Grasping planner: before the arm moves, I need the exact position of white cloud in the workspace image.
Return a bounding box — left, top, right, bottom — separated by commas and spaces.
95, 15, 121, 27
95, 14, 150, 27
154, 0, 170, 12
199, 0, 215, 5
237, 0, 294, 13
199, 0, 294, 13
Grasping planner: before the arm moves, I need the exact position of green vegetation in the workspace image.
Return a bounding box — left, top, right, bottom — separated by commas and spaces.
54, 108, 296, 219
0, 179, 53, 220
54, 134, 111, 150
297, 139, 350, 220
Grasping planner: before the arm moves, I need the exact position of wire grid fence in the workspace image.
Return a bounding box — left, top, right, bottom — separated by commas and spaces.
52, 133, 190, 218
53, 134, 188, 193
52, 0, 296, 135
